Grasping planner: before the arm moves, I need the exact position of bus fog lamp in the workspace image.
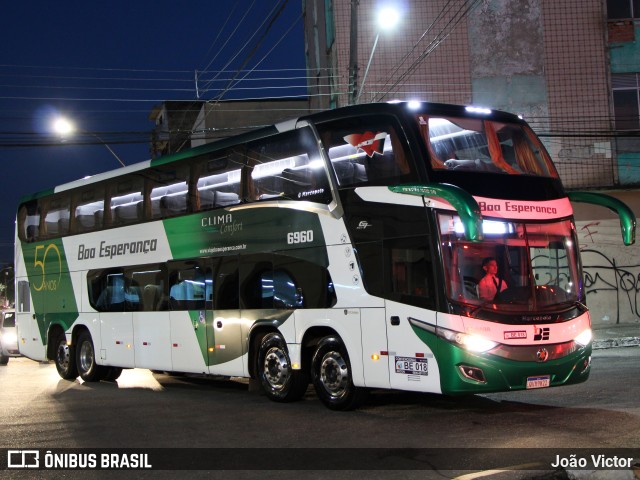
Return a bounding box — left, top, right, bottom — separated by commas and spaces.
458, 365, 486, 383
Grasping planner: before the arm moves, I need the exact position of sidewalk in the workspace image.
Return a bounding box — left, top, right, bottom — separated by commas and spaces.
592, 322, 640, 349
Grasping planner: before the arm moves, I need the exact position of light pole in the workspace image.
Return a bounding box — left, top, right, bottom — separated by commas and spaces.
52, 117, 126, 167
356, 7, 400, 104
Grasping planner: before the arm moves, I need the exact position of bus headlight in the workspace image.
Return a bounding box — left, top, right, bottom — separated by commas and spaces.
574, 328, 592, 347
436, 326, 498, 353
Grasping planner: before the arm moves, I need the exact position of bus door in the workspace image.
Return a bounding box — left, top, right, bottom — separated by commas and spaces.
92, 269, 135, 368
168, 260, 210, 374
209, 256, 244, 377
383, 237, 440, 393
128, 266, 171, 371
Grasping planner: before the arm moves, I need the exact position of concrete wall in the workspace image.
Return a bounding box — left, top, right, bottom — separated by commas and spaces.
573, 191, 640, 326
190, 99, 311, 147
467, 0, 549, 121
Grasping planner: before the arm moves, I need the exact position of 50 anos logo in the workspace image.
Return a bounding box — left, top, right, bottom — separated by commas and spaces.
32, 243, 63, 292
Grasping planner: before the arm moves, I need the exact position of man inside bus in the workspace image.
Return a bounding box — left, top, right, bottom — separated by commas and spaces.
478, 257, 507, 301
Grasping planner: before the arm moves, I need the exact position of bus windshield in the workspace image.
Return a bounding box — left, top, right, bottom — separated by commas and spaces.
416, 114, 559, 178
438, 213, 582, 312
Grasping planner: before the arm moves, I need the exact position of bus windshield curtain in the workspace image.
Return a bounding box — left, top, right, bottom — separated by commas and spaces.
513, 131, 543, 175
484, 120, 519, 174
419, 116, 445, 169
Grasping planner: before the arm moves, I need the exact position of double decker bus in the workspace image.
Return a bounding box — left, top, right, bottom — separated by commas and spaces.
15, 102, 635, 410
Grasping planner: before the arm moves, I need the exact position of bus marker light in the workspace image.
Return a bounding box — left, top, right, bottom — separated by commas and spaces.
380, 351, 389, 356
415, 353, 424, 358
292, 363, 301, 370
371, 354, 380, 361
126, 344, 131, 349
208, 347, 215, 352
116, 341, 122, 345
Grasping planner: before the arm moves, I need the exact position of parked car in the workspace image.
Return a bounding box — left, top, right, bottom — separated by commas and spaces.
0, 309, 19, 365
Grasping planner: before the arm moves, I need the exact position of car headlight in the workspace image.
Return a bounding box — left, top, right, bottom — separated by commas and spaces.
2, 332, 17, 346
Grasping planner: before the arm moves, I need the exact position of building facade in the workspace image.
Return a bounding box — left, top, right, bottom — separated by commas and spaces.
149, 99, 311, 157
304, 0, 640, 326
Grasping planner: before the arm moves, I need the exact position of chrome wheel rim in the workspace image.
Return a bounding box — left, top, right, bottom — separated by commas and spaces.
263, 347, 290, 391
319, 351, 348, 397
56, 341, 70, 371
79, 341, 94, 373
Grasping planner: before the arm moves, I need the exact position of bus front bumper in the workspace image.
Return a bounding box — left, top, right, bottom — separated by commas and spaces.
435, 338, 592, 395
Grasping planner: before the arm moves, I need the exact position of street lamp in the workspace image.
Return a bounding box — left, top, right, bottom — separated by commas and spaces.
52, 117, 126, 167
356, 6, 400, 104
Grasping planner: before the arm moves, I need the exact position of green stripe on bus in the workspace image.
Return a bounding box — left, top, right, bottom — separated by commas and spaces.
389, 183, 484, 242
163, 207, 328, 265
20, 239, 79, 342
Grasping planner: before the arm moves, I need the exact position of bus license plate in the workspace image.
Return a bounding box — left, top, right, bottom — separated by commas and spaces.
526, 375, 550, 389
395, 357, 428, 376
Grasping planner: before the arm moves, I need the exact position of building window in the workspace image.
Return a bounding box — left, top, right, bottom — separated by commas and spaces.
612, 73, 640, 130
607, 0, 640, 18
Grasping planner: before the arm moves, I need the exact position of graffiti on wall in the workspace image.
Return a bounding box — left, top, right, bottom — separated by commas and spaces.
579, 221, 640, 323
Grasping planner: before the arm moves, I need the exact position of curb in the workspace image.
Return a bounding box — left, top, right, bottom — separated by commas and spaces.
592, 337, 640, 350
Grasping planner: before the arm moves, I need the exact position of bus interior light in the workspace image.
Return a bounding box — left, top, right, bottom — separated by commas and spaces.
454, 219, 511, 235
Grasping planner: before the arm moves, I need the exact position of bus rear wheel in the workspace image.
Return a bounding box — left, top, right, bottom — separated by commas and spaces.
311, 336, 367, 410
76, 331, 106, 382
257, 332, 308, 402
54, 331, 77, 380
103, 367, 123, 382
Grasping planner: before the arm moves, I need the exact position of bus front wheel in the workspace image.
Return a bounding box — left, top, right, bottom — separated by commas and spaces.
311, 336, 367, 411
76, 331, 106, 382
54, 331, 77, 380
257, 332, 308, 402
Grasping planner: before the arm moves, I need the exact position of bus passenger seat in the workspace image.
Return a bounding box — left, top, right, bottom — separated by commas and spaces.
160, 194, 187, 215
25, 225, 38, 242
214, 191, 240, 207
353, 163, 367, 182
142, 285, 161, 311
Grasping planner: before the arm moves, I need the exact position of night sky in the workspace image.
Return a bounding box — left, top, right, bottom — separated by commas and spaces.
0, 0, 306, 265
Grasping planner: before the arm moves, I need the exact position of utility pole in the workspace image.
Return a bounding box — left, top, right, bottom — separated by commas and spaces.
348, 0, 359, 105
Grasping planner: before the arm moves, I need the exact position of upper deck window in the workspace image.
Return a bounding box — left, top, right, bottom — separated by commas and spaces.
317, 115, 414, 188
246, 127, 331, 204
419, 115, 558, 178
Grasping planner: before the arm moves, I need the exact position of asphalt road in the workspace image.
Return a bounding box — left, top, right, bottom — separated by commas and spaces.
1, 347, 638, 479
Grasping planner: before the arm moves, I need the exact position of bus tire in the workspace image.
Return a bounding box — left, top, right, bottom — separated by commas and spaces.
76, 330, 106, 382
54, 330, 77, 380
257, 332, 308, 402
103, 367, 123, 382
311, 336, 367, 411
